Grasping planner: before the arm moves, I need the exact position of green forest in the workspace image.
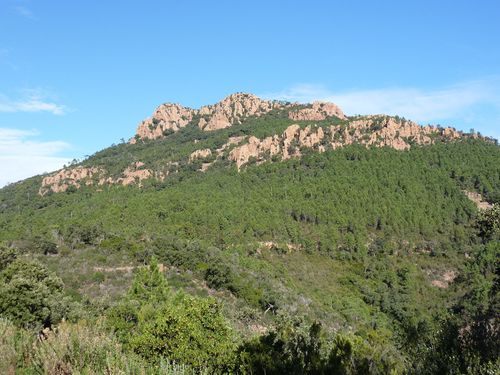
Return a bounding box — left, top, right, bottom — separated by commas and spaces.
0, 112, 499, 374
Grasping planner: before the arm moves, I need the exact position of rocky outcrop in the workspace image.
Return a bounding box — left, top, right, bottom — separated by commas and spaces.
329, 116, 462, 151
114, 162, 153, 186
190, 137, 246, 172
132, 104, 194, 143
39, 166, 105, 195
198, 93, 286, 131
190, 148, 212, 161
289, 101, 346, 121
431, 270, 456, 289
39, 162, 157, 195
229, 124, 325, 170
131, 93, 296, 141
228, 117, 465, 169
463, 190, 493, 210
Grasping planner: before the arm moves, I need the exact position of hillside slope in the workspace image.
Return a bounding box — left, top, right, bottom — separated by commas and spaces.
1, 93, 499, 373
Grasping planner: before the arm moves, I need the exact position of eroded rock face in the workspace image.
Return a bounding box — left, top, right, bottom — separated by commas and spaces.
132, 93, 296, 141
229, 117, 465, 169
39, 166, 105, 195
198, 93, 286, 131
39, 162, 156, 195
289, 101, 346, 121
115, 162, 153, 186
190, 148, 212, 161
330, 116, 462, 151
229, 124, 325, 169
132, 104, 195, 142
131, 93, 352, 142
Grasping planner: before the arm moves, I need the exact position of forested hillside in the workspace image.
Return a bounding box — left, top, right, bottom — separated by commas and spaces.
0, 94, 499, 374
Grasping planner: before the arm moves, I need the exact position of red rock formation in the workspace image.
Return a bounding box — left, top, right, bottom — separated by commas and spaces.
289, 101, 346, 121
132, 103, 194, 142
131, 93, 295, 141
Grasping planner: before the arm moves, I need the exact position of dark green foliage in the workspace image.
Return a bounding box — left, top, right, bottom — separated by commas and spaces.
238, 319, 325, 374
0, 246, 17, 270
0, 256, 76, 328
130, 295, 237, 373
477, 204, 500, 241
108, 259, 237, 373
412, 206, 500, 374
31, 237, 58, 255
238, 318, 405, 374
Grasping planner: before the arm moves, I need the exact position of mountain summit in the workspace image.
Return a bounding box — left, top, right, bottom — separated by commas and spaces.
37, 92, 482, 195
131, 93, 345, 142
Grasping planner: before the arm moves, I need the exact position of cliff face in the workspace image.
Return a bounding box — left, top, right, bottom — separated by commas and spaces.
131, 93, 294, 142
39, 162, 161, 195
133, 104, 194, 142
39, 93, 481, 195
228, 117, 464, 169
198, 93, 285, 131
288, 101, 346, 121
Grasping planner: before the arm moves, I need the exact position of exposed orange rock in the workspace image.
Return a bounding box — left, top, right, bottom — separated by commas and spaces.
39, 161, 155, 195
189, 136, 247, 173
116, 163, 152, 186
289, 101, 346, 121
463, 190, 493, 210
200, 112, 232, 131
229, 117, 465, 169
190, 148, 212, 161
329, 116, 462, 151
132, 93, 297, 141
431, 270, 456, 289
229, 124, 325, 169
39, 166, 105, 195
198, 93, 286, 131
133, 103, 194, 142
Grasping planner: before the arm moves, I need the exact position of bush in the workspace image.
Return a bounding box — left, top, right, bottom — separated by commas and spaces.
238, 317, 405, 375
109, 259, 237, 373
0, 318, 201, 374
130, 294, 237, 373
0, 259, 77, 328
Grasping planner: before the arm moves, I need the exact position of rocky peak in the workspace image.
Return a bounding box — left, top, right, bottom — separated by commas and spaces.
133, 93, 316, 141
289, 101, 346, 121
131, 103, 195, 143
198, 93, 284, 131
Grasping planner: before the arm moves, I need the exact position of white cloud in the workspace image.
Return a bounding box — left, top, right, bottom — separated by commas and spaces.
0, 91, 66, 115
0, 128, 71, 187
263, 78, 500, 139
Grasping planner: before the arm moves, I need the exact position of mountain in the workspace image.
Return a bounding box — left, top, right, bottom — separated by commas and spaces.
36, 93, 486, 194
1, 93, 499, 374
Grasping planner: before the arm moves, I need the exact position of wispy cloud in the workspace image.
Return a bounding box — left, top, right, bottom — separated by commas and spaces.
0, 90, 67, 115
263, 77, 500, 139
0, 128, 71, 186
13, 5, 36, 20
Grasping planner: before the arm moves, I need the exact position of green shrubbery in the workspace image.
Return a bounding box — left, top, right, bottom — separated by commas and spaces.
109, 259, 238, 373
0, 248, 78, 328
0, 113, 498, 373
0, 318, 200, 374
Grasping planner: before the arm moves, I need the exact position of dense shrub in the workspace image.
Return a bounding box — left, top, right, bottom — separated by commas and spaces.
109, 259, 237, 373
0, 318, 201, 374
0, 256, 77, 328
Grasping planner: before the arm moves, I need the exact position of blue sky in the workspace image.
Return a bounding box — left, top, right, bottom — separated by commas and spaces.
1, 0, 499, 186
